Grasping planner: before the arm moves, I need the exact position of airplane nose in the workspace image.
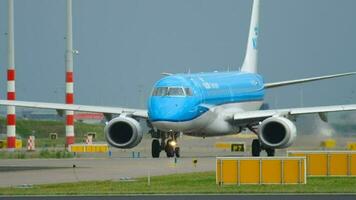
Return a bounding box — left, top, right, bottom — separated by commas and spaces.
149, 98, 186, 122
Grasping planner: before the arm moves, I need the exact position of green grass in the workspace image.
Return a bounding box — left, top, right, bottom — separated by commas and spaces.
0, 118, 105, 148
0, 118, 105, 159
0, 151, 27, 159
0, 149, 75, 159
0, 172, 355, 195
38, 149, 75, 159
0, 118, 104, 139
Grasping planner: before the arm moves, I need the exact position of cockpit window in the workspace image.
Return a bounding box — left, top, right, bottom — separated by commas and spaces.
168, 87, 184, 96
152, 87, 193, 97
152, 87, 168, 96
184, 88, 193, 96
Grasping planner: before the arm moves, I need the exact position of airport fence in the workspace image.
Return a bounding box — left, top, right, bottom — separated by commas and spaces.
288, 150, 356, 177
216, 157, 306, 185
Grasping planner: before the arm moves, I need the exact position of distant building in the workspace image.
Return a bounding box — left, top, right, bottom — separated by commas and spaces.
22, 109, 62, 121
0, 108, 104, 124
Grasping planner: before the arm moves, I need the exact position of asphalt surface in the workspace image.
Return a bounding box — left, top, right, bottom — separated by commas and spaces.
0, 135, 254, 187
1, 195, 356, 200
0, 157, 216, 187
0, 135, 353, 191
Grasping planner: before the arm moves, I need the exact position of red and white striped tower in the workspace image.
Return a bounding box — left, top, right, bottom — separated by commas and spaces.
7, 0, 16, 151
65, 0, 75, 147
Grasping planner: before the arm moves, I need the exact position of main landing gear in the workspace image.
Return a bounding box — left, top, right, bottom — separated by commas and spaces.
151, 130, 180, 158
151, 139, 161, 158
247, 126, 275, 157
251, 139, 275, 157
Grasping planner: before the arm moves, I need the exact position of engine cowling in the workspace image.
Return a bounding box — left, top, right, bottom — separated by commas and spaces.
259, 116, 297, 148
104, 116, 143, 149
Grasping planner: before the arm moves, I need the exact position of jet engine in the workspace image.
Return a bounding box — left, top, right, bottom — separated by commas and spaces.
104, 116, 143, 149
258, 116, 297, 148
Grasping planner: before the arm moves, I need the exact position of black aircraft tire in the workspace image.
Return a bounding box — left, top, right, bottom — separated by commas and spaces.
175, 147, 180, 158
252, 139, 261, 157
151, 139, 161, 158
165, 140, 174, 157
266, 148, 275, 157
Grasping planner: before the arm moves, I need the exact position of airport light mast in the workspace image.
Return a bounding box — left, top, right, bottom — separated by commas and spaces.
65, 0, 75, 147
7, 0, 16, 152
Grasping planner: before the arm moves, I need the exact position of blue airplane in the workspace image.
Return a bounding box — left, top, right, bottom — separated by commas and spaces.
1, 0, 356, 157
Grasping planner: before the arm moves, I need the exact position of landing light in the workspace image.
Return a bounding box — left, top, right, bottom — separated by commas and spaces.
169, 140, 177, 147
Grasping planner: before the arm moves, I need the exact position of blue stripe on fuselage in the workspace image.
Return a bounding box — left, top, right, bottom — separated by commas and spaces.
148, 71, 265, 122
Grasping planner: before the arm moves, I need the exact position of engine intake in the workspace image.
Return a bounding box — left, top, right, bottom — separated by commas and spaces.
259, 116, 297, 148
104, 116, 143, 149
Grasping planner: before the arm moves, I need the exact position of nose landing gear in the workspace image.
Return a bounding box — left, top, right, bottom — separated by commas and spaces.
151, 130, 181, 158
165, 139, 180, 158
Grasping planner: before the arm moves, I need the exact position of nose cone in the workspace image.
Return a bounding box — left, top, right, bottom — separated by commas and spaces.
148, 97, 188, 122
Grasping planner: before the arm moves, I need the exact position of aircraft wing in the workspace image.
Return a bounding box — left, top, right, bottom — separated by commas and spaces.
233, 104, 356, 123
264, 72, 356, 89
0, 100, 148, 119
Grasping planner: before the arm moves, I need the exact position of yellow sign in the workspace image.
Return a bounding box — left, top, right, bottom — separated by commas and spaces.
231, 143, 245, 152
69, 144, 109, 153
0, 139, 22, 149
320, 139, 336, 149
347, 142, 356, 150
215, 143, 230, 149
215, 142, 245, 152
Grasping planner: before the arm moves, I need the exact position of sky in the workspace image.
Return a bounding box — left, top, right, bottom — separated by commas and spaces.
0, 0, 355, 110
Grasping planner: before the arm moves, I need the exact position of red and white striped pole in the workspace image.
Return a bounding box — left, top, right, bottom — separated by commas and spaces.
65, 0, 75, 147
7, 0, 16, 151
65, 72, 74, 146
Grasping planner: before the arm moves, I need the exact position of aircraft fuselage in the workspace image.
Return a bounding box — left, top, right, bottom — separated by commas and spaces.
148, 71, 264, 136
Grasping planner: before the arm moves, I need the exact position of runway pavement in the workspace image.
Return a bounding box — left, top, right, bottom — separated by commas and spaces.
0, 157, 216, 187
0, 135, 253, 187
1, 195, 356, 200
0, 135, 351, 188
